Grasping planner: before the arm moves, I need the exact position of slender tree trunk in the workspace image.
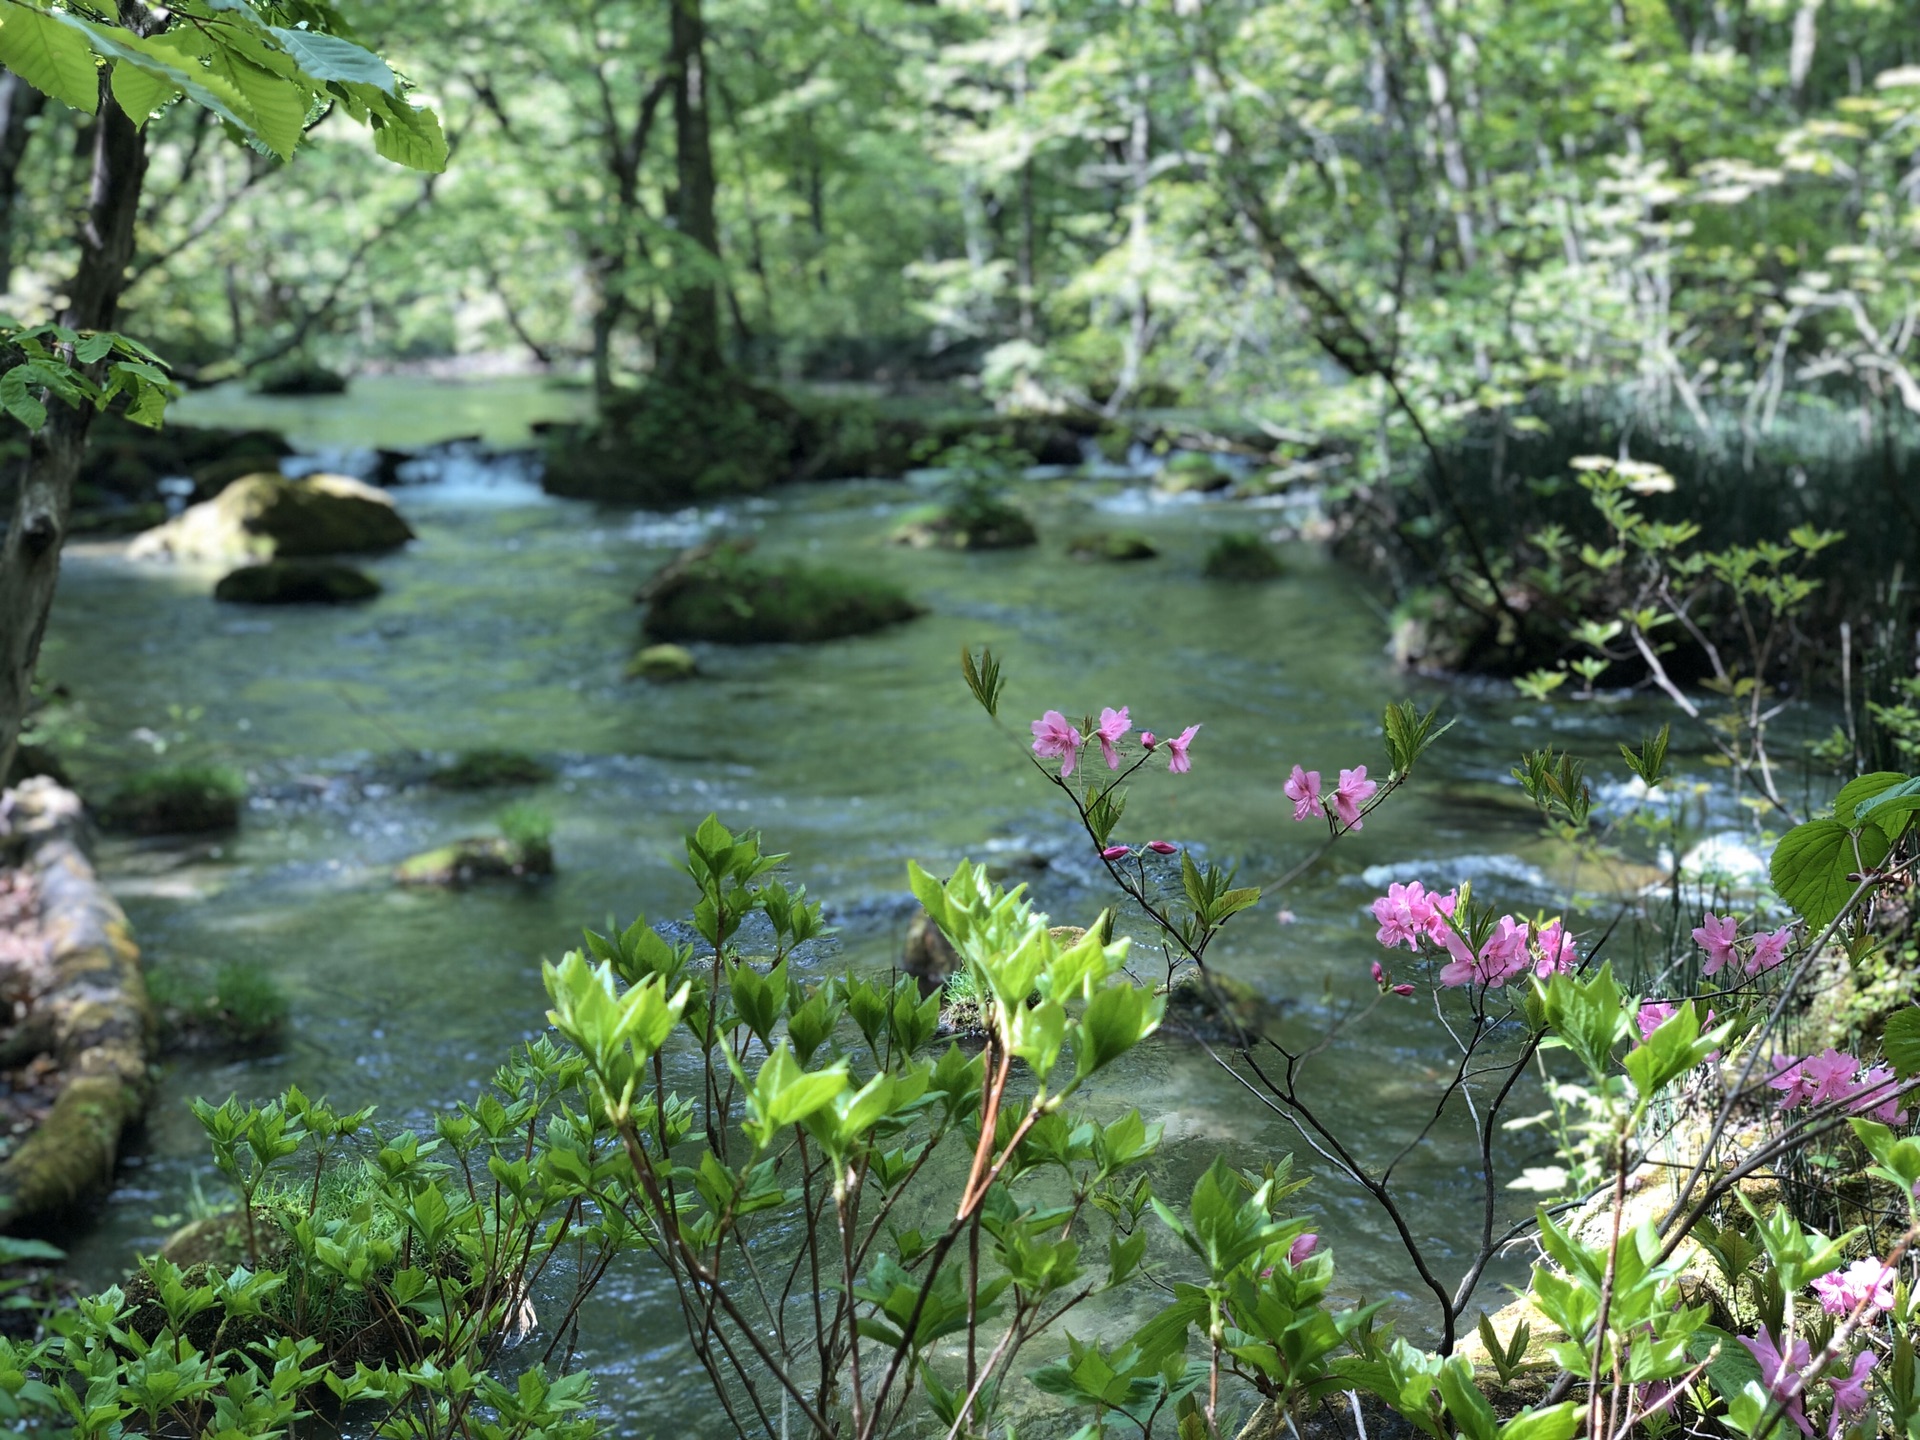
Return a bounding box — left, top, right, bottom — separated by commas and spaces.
0, 88, 148, 778
659, 0, 723, 380
0, 72, 46, 298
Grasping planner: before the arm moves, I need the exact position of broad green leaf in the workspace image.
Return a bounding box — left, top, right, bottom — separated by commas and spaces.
0, 366, 47, 430
57, 17, 255, 133
1768, 818, 1889, 932
270, 25, 394, 92
367, 92, 447, 172
73, 332, 114, 364
109, 56, 176, 125
1854, 776, 1920, 840
0, 4, 99, 112
1884, 1007, 1920, 1080
1833, 772, 1908, 826
214, 54, 307, 160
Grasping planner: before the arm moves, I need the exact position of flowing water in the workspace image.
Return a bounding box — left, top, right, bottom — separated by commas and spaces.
41, 378, 1710, 1432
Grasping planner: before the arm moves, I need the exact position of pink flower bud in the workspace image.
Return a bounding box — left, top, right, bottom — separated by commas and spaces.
1392, 984, 1415, 997
1140, 731, 1158, 749
1100, 845, 1130, 860
1146, 840, 1177, 854
1287, 1233, 1318, 1267
1370, 961, 1386, 985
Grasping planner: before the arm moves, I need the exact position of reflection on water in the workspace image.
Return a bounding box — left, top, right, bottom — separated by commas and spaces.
43, 384, 1685, 1432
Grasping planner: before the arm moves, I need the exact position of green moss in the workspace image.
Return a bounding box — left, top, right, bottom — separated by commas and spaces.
426, 749, 554, 790
626, 643, 698, 682
497, 802, 554, 870
150, 963, 289, 1053
213, 559, 381, 605
395, 807, 555, 887
103, 764, 246, 834
1067, 530, 1158, 562
642, 543, 922, 645
1202, 532, 1283, 582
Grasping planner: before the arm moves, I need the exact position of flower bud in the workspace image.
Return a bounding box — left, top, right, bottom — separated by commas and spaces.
1140, 731, 1158, 749
1146, 840, 1177, 854
1392, 984, 1416, 997
1100, 844, 1130, 861
1370, 961, 1385, 985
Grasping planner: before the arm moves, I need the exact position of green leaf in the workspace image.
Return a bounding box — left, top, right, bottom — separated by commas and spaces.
1885, 1008, 1920, 1080
269, 25, 394, 92
1769, 818, 1889, 932
109, 56, 176, 125
58, 17, 255, 133
366, 92, 447, 172
215, 53, 307, 160
1854, 776, 1920, 841
1833, 772, 1908, 826
0, 366, 46, 430
0, 4, 99, 112
73, 332, 115, 365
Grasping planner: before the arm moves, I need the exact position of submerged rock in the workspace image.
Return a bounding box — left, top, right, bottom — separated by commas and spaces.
252, 357, 349, 395
213, 559, 380, 605
628, 643, 698, 682
1202, 532, 1283, 581
394, 836, 552, 887
426, 749, 554, 790
639, 540, 921, 645
889, 497, 1037, 550
129, 473, 414, 565
101, 765, 245, 835
1067, 530, 1158, 562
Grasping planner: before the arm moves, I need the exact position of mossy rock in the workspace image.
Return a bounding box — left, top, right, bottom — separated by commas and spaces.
802, 400, 1085, 481
213, 559, 381, 605
129, 473, 414, 565
394, 836, 552, 887
890, 498, 1037, 550
639, 540, 921, 645
1202, 533, 1283, 581
102, 765, 245, 835
425, 749, 554, 790
1156, 453, 1235, 494
252, 358, 348, 395
544, 370, 810, 505
1067, 530, 1157, 562
150, 963, 288, 1054
78, 415, 289, 502
627, 643, 698, 682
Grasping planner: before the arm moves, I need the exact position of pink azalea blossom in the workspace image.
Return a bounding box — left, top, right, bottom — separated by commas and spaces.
1801, 1048, 1863, 1107
1371, 881, 1441, 952
1436, 922, 1482, 988
1828, 1349, 1877, 1420
1287, 1233, 1318, 1267
1811, 1258, 1897, 1320
1100, 845, 1130, 861
1284, 765, 1323, 822
1331, 766, 1376, 830
1770, 1055, 1820, 1110
1737, 1326, 1815, 1438
1166, 724, 1200, 774
1146, 840, 1177, 855
1748, 925, 1794, 974
1531, 919, 1579, 977
1848, 1064, 1910, 1125
1477, 915, 1533, 987
1093, 706, 1131, 770
1692, 912, 1741, 976
1275, 909, 1297, 925
1637, 1001, 1678, 1041
1030, 710, 1083, 778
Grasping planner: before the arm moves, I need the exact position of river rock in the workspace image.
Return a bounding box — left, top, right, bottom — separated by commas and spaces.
129, 473, 414, 564
1067, 531, 1157, 562
1202, 532, 1283, 581
394, 836, 552, 887
628, 643, 698, 682
889, 497, 1037, 550
102, 765, 246, 835
213, 559, 381, 605
639, 539, 921, 645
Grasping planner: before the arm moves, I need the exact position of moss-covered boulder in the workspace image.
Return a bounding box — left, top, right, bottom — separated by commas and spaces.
252, 357, 348, 395
129, 473, 414, 565
395, 837, 552, 887
213, 559, 381, 605
544, 371, 810, 505
102, 765, 245, 835
639, 540, 921, 645
426, 749, 554, 790
1202, 532, 1284, 581
1156, 453, 1235, 495
627, 643, 698, 682
890, 495, 1037, 550
1067, 530, 1157, 562
149, 962, 288, 1054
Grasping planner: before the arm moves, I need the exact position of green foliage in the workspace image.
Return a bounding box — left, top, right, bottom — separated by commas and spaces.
1201, 532, 1282, 582
0, 322, 174, 431
149, 962, 289, 1052
640, 542, 921, 645
101, 762, 245, 834
427, 748, 553, 791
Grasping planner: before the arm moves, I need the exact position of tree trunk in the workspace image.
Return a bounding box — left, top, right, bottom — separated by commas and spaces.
0, 87, 148, 779
659, 0, 723, 380
0, 72, 46, 298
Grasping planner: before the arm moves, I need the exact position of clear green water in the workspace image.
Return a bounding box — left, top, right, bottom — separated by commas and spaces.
40, 381, 1681, 1432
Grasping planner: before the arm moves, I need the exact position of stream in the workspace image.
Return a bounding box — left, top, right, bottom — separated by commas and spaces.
42, 377, 1706, 1433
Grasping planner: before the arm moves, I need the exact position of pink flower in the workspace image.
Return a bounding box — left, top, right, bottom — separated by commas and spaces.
1331, 766, 1376, 830
1748, 925, 1793, 974
1093, 706, 1131, 770
1812, 1258, 1897, 1320
1371, 881, 1439, 952
1284, 765, 1323, 822
1287, 1233, 1318, 1267
1828, 1349, 1876, 1419
1391, 983, 1415, 997
1100, 845, 1130, 861
1802, 1048, 1863, 1107
1637, 1001, 1678, 1041
1848, 1065, 1910, 1125
1770, 1055, 1819, 1110
1436, 922, 1481, 988
1531, 919, 1579, 977
1030, 711, 1082, 778
1692, 912, 1741, 976
1166, 724, 1200, 774
1737, 1327, 1815, 1438
1146, 840, 1177, 855
1477, 916, 1532, 986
